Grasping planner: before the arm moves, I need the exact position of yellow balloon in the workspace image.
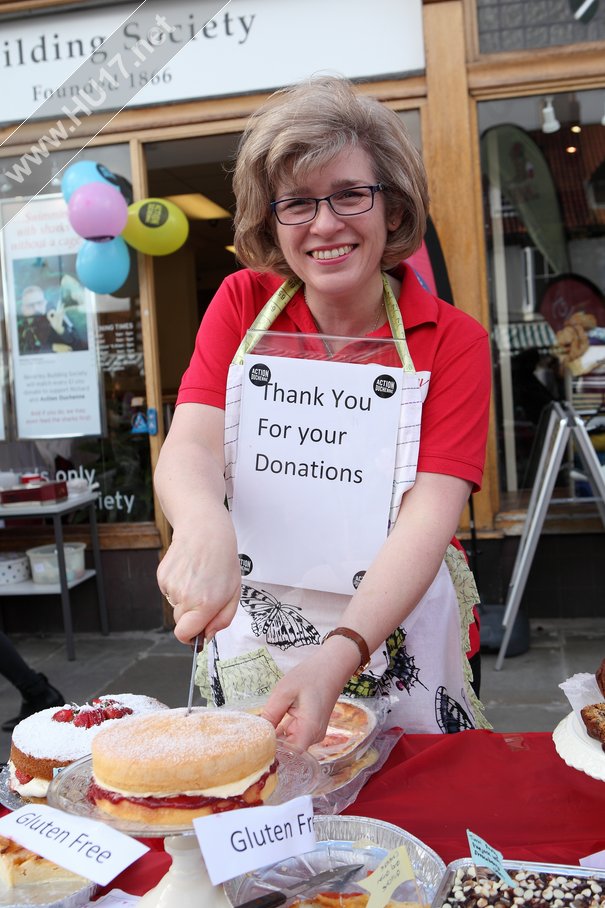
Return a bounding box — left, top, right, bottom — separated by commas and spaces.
122, 198, 189, 255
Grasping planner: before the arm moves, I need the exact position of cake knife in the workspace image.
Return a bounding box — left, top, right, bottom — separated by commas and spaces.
235, 863, 364, 908
185, 633, 201, 715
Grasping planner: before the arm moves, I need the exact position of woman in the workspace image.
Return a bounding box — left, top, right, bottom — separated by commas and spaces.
154, 76, 491, 747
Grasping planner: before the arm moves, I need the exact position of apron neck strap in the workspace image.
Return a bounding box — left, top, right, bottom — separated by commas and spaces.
381, 273, 415, 373
232, 272, 415, 372
232, 277, 301, 365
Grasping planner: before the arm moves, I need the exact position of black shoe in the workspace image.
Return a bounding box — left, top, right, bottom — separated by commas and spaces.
1, 675, 65, 733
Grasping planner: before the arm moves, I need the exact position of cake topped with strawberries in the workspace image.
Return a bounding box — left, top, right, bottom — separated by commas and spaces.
9, 693, 167, 800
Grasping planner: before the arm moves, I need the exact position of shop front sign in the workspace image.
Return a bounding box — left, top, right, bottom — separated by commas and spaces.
0, 0, 424, 125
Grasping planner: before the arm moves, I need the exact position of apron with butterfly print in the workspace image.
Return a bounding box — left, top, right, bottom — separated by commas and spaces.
200, 275, 489, 734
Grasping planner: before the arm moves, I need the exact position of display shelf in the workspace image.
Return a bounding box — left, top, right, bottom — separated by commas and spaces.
0, 491, 108, 659
0, 568, 96, 596
0, 490, 98, 519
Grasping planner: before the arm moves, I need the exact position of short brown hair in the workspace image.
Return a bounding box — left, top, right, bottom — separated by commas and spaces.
233, 76, 429, 278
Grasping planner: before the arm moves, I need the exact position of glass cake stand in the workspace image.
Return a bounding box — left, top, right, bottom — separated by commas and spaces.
47, 744, 322, 908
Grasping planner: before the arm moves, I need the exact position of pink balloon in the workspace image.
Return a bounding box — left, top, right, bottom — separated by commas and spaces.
67, 182, 128, 241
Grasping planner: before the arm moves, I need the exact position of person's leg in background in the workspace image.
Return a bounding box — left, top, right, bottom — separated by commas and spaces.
0, 631, 65, 732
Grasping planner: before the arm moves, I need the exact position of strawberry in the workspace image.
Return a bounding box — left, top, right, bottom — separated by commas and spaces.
72, 711, 89, 727
15, 769, 33, 784
73, 708, 104, 728
52, 708, 74, 723
103, 705, 133, 720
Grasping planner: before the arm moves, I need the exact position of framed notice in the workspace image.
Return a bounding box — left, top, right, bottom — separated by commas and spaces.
0, 195, 103, 439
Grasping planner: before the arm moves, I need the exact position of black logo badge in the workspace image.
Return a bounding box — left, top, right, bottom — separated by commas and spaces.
352, 570, 366, 589
373, 374, 397, 398
239, 554, 253, 576
139, 200, 168, 228
249, 363, 271, 387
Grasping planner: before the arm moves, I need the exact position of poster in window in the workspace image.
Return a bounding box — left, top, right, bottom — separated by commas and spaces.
0, 195, 103, 439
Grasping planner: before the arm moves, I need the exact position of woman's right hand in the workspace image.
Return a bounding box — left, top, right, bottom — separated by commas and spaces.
154, 403, 241, 644
157, 511, 241, 644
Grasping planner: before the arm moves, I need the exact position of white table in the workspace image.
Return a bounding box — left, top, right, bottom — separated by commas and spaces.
0, 491, 108, 660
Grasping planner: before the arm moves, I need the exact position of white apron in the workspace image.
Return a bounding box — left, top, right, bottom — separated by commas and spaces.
200, 275, 489, 733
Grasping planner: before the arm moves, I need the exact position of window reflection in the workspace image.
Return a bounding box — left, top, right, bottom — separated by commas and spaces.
0, 145, 152, 524
479, 90, 605, 498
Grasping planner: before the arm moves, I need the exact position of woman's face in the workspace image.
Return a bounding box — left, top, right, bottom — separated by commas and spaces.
273, 146, 399, 303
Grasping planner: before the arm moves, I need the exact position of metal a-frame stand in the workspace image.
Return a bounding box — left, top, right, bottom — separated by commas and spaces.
495, 401, 605, 669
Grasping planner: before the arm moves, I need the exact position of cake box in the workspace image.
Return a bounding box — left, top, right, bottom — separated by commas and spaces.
0, 480, 68, 506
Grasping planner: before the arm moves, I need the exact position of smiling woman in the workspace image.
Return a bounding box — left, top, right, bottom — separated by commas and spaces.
154, 75, 492, 745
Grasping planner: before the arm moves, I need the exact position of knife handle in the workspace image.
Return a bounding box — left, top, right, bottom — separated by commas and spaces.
236, 891, 287, 908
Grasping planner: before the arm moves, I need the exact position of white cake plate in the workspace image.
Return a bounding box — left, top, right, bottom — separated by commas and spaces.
552, 710, 605, 781
47, 744, 321, 908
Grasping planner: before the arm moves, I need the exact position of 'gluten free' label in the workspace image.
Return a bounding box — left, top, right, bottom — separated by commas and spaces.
194, 795, 316, 885
0, 805, 149, 886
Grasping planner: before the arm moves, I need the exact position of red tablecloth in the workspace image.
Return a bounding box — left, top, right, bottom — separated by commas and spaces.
5, 730, 605, 898
342, 730, 605, 866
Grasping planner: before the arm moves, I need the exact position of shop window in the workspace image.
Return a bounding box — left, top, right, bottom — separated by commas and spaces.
476, 0, 605, 54
478, 90, 605, 499
0, 144, 152, 524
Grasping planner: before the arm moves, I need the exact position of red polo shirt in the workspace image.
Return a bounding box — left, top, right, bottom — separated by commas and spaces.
177, 263, 490, 659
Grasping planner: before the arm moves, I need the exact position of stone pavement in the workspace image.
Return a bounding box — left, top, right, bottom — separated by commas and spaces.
2, 618, 604, 764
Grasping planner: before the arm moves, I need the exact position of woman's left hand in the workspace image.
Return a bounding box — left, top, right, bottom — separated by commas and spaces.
261, 639, 359, 750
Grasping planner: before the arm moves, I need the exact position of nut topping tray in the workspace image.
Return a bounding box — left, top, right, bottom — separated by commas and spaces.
431, 860, 605, 907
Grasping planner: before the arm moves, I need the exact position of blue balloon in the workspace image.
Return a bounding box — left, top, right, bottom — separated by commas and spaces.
61, 161, 115, 202
76, 236, 130, 295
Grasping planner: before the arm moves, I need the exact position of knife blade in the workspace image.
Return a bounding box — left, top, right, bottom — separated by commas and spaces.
185, 633, 201, 715
235, 862, 364, 908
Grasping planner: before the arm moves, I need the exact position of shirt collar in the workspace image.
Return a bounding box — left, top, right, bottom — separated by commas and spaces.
387, 261, 440, 330
275, 260, 440, 334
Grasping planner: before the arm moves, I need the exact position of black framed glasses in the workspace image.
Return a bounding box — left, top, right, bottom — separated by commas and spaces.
270, 184, 384, 226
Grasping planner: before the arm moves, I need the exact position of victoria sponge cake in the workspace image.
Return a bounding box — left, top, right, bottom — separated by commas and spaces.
89, 708, 278, 825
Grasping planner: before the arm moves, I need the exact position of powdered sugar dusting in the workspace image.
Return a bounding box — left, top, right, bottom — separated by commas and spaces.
93, 708, 275, 764
12, 694, 167, 761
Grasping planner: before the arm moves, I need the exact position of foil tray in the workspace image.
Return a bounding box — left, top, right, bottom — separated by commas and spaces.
431, 859, 605, 907
0, 765, 29, 812
224, 814, 446, 906
0, 876, 96, 908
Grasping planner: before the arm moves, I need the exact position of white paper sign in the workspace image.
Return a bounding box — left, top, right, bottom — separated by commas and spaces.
0, 805, 149, 886
193, 795, 316, 885
0, 195, 103, 439
231, 355, 402, 594
580, 850, 605, 870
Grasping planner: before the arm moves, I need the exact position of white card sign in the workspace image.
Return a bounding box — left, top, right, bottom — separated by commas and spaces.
193, 795, 316, 885
231, 355, 402, 594
0, 805, 149, 886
